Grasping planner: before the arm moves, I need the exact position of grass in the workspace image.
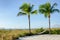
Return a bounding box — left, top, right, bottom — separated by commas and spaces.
0, 28, 60, 40
0, 29, 37, 40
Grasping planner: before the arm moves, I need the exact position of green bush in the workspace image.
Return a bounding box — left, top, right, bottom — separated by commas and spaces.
35, 28, 44, 33
51, 30, 57, 34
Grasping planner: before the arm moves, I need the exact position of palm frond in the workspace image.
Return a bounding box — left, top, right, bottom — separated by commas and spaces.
29, 5, 34, 12
39, 8, 47, 14
19, 3, 30, 9
18, 3, 37, 16
19, 3, 30, 13
51, 3, 57, 9
31, 10, 37, 14
39, 2, 51, 14
51, 9, 60, 13
17, 12, 27, 16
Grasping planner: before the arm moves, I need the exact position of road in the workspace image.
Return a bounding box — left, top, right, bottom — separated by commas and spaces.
19, 35, 60, 40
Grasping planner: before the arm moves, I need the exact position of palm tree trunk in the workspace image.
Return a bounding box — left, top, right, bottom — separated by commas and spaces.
28, 15, 31, 35
48, 14, 51, 34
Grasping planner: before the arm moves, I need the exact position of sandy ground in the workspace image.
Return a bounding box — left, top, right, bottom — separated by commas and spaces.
19, 35, 60, 40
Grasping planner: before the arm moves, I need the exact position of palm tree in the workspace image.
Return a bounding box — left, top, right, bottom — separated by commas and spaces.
39, 2, 60, 34
17, 3, 37, 35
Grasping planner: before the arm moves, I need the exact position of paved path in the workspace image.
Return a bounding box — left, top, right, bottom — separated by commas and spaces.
19, 35, 60, 40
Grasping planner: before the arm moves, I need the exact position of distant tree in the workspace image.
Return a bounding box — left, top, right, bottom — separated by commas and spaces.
39, 2, 60, 34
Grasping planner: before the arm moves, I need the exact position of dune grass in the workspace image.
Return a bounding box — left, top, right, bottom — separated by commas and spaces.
0, 28, 60, 40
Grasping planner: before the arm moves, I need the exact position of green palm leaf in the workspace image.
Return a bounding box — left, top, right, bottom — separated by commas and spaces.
39, 2, 60, 17
51, 9, 60, 13
51, 3, 57, 9
39, 2, 51, 17
31, 10, 37, 14
17, 12, 27, 16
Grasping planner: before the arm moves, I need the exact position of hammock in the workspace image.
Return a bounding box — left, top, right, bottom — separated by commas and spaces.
37, 29, 47, 34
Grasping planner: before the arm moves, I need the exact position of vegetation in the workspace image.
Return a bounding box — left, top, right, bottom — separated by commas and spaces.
0, 29, 41, 40
0, 1, 60, 40
39, 2, 60, 34
17, 3, 37, 34
0, 28, 60, 40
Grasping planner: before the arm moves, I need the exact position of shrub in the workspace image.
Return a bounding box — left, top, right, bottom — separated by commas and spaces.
35, 28, 44, 33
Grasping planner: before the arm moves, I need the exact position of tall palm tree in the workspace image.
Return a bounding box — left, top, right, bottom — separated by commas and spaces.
17, 3, 37, 34
39, 2, 60, 34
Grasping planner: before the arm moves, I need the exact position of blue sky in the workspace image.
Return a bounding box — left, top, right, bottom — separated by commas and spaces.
0, 0, 60, 29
